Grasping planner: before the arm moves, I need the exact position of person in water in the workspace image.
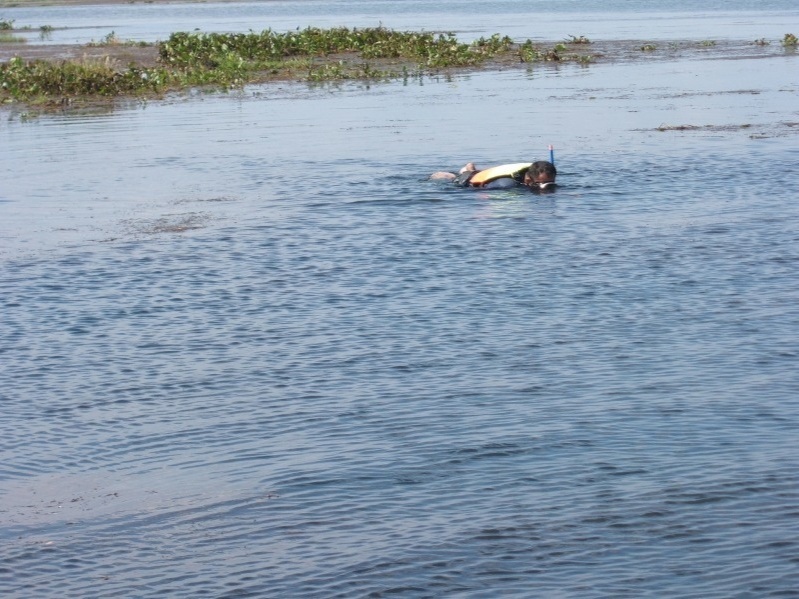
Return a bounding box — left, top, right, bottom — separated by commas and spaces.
430, 160, 557, 191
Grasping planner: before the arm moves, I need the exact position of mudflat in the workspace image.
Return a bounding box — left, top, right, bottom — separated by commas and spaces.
1, 0, 795, 77
0, 35, 791, 73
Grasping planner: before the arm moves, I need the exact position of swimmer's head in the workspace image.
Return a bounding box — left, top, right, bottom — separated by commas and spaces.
524, 161, 557, 190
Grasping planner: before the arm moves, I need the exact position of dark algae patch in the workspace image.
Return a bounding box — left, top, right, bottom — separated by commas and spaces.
1, 26, 796, 108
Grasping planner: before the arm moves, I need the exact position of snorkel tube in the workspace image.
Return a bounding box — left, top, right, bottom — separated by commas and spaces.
529, 150, 557, 191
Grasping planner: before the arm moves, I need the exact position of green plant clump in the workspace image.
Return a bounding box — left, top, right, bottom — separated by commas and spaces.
0, 31, 25, 43
519, 40, 591, 63
0, 57, 170, 101
566, 35, 591, 44
782, 33, 798, 47
158, 27, 515, 70
87, 31, 151, 48
1, 27, 597, 105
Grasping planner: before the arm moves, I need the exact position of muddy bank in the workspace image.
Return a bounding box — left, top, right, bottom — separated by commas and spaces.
1, 35, 794, 72
0, 41, 161, 67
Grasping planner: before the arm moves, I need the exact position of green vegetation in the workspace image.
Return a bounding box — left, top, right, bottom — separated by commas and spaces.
87, 31, 151, 48
0, 31, 24, 43
565, 35, 591, 44
1, 17, 55, 38
1, 26, 596, 105
0, 56, 169, 102
87, 31, 124, 46
519, 40, 592, 63
158, 28, 515, 70
1, 24, 795, 108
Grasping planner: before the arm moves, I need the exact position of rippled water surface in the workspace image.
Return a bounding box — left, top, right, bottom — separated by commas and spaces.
2, 3, 799, 597
4, 0, 799, 44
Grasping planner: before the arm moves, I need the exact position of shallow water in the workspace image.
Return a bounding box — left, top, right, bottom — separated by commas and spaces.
4, 0, 799, 45
2, 3, 799, 598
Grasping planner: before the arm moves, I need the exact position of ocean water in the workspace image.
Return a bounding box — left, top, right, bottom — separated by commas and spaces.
2, 2, 799, 598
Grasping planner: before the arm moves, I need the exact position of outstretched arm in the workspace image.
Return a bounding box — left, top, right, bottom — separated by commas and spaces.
429, 162, 478, 181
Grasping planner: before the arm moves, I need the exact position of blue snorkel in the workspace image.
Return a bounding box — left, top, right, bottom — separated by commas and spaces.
549, 144, 555, 165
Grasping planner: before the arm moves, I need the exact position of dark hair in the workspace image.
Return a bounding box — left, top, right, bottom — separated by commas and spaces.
528, 161, 557, 179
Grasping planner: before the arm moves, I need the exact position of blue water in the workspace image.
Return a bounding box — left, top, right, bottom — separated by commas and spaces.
4, 0, 799, 44
2, 2, 799, 598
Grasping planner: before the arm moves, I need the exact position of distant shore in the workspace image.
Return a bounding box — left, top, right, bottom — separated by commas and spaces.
0, 0, 233, 6
2, 34, 792, 70
2, 9, 796, 110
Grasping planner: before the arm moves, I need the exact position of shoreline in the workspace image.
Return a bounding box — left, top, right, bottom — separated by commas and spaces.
2, 34, 793, 70
2, 23, 796, 109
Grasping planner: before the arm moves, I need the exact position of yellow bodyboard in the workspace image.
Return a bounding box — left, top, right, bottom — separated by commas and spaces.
469, 163, 532, 186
